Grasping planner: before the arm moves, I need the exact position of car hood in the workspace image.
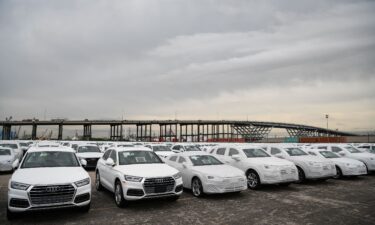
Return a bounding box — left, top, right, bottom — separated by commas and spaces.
244, 157, 295, 166
12, 167, 89, 185
116, 164, 179, 178
76, 152, 103, 158
192, 164, 244, 177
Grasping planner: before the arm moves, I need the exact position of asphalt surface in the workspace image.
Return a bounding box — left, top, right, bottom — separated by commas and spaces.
0, 171, 374, 225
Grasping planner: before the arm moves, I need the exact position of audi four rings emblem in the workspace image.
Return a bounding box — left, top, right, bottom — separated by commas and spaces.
46, 186, 61, 192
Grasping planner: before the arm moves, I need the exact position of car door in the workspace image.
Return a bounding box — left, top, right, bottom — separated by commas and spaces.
106, 150, 118, 191
99, 150, 112, 189
176, 156, 190, 185
214, 147, 228, 163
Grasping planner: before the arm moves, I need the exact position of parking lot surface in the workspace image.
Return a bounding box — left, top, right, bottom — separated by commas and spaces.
0, 171, 374, 225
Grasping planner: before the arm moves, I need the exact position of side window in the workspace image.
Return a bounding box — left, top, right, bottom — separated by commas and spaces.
229, 148, 239, 156
216, 148, 226, 155
318, 146, 327, 150
103, 150, 111, 160
169, 156, 177, 162
109, 150, 117, 164
172, 145, 180, 150
178, 157, 186, 163
271, 148, 281, 155
332, 147, 342, 153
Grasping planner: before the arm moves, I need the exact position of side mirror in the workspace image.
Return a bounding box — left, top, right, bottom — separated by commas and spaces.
231, 154, 241, 161
105, 158, 115, 166
12, 159, 19, 169
80, 159, 87, 167
339, 152, 346, 157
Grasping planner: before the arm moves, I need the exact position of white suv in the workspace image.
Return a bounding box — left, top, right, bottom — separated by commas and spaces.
95, 147, 183, 207
7, 147, 91, 219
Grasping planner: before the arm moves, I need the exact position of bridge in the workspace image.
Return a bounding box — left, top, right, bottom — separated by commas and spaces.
0, 119, 358, 141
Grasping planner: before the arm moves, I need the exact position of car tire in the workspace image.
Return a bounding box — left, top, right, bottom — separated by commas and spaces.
79, 203, 91, 213
246, 170, 261, 189
333, 166, 342, 179
296, 167, 306, 183
7, 208, 16, 220
114, 180, 127, 208
95, 171, 103, 191
191, 178, 204, 197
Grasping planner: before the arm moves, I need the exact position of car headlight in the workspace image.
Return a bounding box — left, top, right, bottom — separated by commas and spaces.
264, 165, 278, 170
173, 172, 182, 180
11, 181, 30, 190
308, 162, 321, 167
124, 175, 143, 182
74, 178, 90, 187
207, 175, 215, 179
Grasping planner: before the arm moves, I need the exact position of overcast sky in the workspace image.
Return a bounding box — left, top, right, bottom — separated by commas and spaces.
0, 0, 374, 133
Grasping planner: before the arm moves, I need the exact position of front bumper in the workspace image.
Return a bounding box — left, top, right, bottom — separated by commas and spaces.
122, 177, 183, 201
203, 177, 247, 194
342, 165, 367, 176
8, 183, 91, 213
261, 167, 299, 184
306, 165, 336, 179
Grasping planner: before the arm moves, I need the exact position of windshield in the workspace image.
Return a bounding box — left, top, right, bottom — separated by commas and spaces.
285, 148, 308, 156
0, 149, 11, 155
185, 146, 201, 151
21, 151, 80, 168
0, 144, 17, 149
189, 155, 223, 166
78, 146, 101, 153
118, 151, 163, 165
153, 146, 171, 152
117, 145, 134, 147
345, 146, 361, 153
319, 151, 340, 158
243, 148, 270, 158
19, 143, 29, 147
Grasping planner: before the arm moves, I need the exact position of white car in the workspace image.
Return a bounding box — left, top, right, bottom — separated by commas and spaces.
166, 151, 247, 197
306, 149, 367, 178
171, 144, 201, 153
7, 147, 91, 219
0, 147, 19, 172
144, 144, 175, 160
317, 144, 375, 173
0, 141, 23, 161
76, 144, 103, 169
210, 145, 298, 189
266, 146, 336, 183
95, 147, 183, 207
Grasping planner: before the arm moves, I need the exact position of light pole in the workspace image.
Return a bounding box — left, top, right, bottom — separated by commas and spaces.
325, 114, 329, 137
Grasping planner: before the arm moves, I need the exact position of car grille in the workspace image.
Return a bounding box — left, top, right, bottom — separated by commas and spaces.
143, 177, 175, 194
29, 184, 75, 205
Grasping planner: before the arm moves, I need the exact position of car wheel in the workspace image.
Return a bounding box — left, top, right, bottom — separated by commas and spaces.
296, 167, 305, 183
114, 181, 127, 208
7, 207, 16, 220
79, 203, 91, 213
191, 178, 204, 197
95, 171, 103, 191
246, 170, 261, 189
333, 166, 342, 179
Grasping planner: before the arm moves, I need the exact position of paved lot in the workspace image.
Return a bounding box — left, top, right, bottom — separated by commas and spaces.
0, 171, 374, 225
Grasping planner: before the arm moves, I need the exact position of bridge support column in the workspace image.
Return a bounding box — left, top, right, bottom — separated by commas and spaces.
58, 125, 63, 140
136, 124, 151, 142
31, 124, 37, 140
110, 124, 122, 141
2, 125, 11, 140
83, 125, 92, 140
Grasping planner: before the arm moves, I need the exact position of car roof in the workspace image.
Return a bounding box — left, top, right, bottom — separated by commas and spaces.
27, 146, 75, 153
112, 147, 153, 152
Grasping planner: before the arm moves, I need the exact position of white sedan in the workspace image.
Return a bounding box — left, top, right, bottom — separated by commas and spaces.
211, 145, 299, 189
0, 147, 19, 172
166, 152, 247, 197
306, 149, 367, 178
144, 144, 175, 160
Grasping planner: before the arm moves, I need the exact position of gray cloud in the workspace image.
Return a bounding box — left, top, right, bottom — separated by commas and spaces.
0, 0, 374, 132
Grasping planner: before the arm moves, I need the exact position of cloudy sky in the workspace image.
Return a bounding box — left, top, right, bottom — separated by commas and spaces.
0, 0, 374, 133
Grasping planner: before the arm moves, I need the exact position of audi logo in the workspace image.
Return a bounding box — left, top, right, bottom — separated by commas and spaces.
45, 186, 61, 192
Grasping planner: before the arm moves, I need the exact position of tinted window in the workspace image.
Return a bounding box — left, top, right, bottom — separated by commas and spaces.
271, 148, 281, 155
229, 148, 239, 156
0, 144, 18, 149
285, 148, 308, 156
103, 150, 111, 160
172, 145, 181, 150
243, 148, 270, 158
331, 147, 342, 153
318, 146, 327, 150
118, 151, 163, 165
0, 148, 11, 155
319, 151, 340, 158
189, 155, 223, 166
21, 151, 80, 168
344, 146, 361, 153
216, 148, 226, 155
169, 156, 177, 162
178, 157, 186, 163
78, 146, 101, 153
